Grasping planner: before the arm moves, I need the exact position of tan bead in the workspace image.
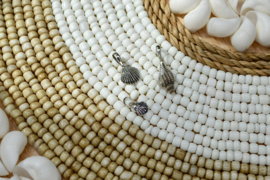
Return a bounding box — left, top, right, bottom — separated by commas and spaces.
258, 165, 266, 176
182, 174, 191, 180
144, 169, 154, 179
181, 162, 190, 173
145, 147, 155, 159
222, 171, 230, 180
250, 164, 258, 175
231, 161, 240, 171
147, 159, 156, 170
83, 157, 94, 168
123, 158, 133, 170
139, 144, 148, 155
167, 145, 176, 156
197, 157, 205, 168
231, 171, 238, 180
247, 174, 256, 180
205, 159, 214, 170
131, 140, 142, 151
240, 163, 249, 174
240, 172, 251, 180
189, 165, 198, 176
173, 160, 182, 171
138, 155, 148, 166
97, 167, 108, 179
205, 170, 214, 180
197, 167, 206, 178
175, 149, 186, 161
163, 166, 173, 176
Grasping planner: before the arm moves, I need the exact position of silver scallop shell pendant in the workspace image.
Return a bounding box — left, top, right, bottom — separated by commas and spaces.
156, 45, 175, 93
112, 53, 140, 84
123, 97, 148, 116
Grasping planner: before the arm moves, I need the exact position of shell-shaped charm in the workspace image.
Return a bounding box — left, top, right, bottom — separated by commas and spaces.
156, 45, 175, 93
134, 102, 148, 116
121, 65, 140, 84
159, 63, 175, 94
124, 97, 148, 116
112, 53, 140, 84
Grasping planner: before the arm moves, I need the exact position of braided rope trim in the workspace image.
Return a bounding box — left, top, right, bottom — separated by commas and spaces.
143, 0, 270, 76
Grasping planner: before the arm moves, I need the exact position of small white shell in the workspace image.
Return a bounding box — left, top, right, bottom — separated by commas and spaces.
0, 131, 27, 172
0, 108, 10, 139
207, 17, 241, 37
0, 160, 8, 176
246, 11, 270, 47
209, 0, 239, 18
13, 156, 61, 180
230, 16, 256, 52
169, 0, 201, 14
228, 0, 246, 14
241, 0, 270, 15
183, 0, 211, 33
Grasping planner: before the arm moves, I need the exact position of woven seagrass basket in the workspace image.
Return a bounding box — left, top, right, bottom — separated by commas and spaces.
143, 0, 270, 76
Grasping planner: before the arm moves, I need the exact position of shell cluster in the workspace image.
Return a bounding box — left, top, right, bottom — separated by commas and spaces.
0, 108, 60, 180
170, 0, 270, 52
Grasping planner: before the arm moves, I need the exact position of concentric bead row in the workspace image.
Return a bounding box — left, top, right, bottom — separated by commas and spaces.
52, 0, 270, 163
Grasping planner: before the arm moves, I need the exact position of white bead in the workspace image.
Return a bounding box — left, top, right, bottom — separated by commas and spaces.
166, 133, 174, 143
107, 94, 118, 105
194, 134, 203, 144
184, 120, 194, 131
206, 87, 216, 97
202, 136, 211, 147
172, 136, 182, 147
158, 130, 168, 140
151, 127, 160, 137
174, 127, 185, 137
196, 145, 204, 156
227, 151, 234, 162
193, 124, 201, 135
180, 140, 189, 151
157, 119, 168, 129
184, 131, 194, 142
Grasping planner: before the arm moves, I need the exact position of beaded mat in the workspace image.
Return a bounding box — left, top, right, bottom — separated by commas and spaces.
1, 0, 270, 179
143, 0, 270, 76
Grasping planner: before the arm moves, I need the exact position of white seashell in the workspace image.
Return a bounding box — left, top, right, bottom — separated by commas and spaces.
13, 156, 61, 180
0, 160, 9, 176
183, 0, 211, 33
0, 108, 10, 139
169, 0, 201, 14
241, 0, 270, 15
228, 0, 246, 14
246, 11, 270, 47
207, 17, 241, 37
209, 0, 239, 18
0, 178, 9, 180
0, 131, 27, 172
230, 16, 256, 52
10, 175, 20, 180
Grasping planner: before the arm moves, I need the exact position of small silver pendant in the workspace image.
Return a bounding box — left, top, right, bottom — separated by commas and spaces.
156, 45, 175, 94
123, 97, 148, 116
112, 53, 140, 84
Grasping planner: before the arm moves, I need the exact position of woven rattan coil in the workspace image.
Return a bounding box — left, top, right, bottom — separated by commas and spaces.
0, 0, 270, 179
142, 0, 270, 76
